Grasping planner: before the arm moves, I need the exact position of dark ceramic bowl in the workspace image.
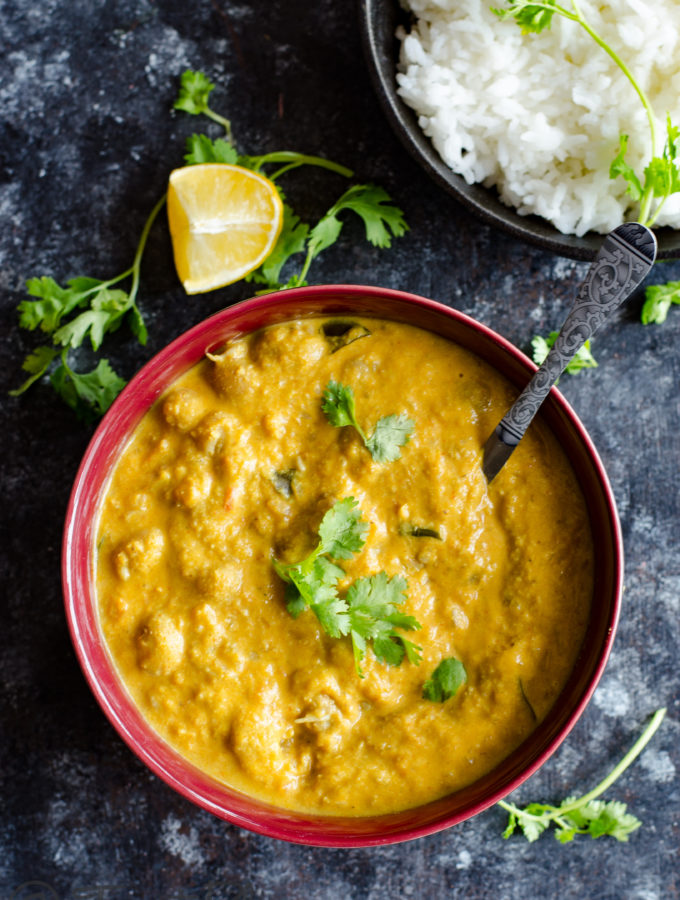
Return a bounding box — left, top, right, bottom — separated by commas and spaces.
63, 285, 622, 846
358, 0, 680, 261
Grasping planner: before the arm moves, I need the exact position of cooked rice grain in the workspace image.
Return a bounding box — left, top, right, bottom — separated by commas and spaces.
397, 0, 680, 235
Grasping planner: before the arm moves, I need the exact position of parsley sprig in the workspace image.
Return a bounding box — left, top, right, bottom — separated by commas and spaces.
493, 1, 680, 229
273, 498, 422, 675
499, 708, 666, 843
322, 380, 415, 462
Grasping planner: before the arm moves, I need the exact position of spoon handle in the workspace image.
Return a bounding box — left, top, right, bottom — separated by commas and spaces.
483, 222, 657, 482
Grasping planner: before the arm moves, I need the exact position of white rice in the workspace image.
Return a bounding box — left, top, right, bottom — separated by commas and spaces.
396, 0, 680, 235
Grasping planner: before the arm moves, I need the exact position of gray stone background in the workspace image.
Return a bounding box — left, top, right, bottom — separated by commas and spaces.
1, 1, 678, 898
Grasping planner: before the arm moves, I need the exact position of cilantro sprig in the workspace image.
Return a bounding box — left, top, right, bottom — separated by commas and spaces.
322, 380, 415, 462
174, 69, 234, 142
273, 498, 422, 675
176, 69, 408, 292
531, 331, 598, 377
493, 2, 680, 229
346, 573, 422, 673
499, 708, 666, 843
12, 70, 408, 419
10, 193, 165, 421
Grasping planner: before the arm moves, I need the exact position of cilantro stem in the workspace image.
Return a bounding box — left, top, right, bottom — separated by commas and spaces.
498, 1, 665, 226
246, 152, 353, 182
557, 707, 666, 816
128, 192, 167, 306
645, 193, 669, 229
41, 193, 168, 308
202, 107, 234, 143
295, 244, 316, 286
507, 0, 658, 159
498, 707, 667, 822
568, 0, 657, 162
569, 0, 658, 224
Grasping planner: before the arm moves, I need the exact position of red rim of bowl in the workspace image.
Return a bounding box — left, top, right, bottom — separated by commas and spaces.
63, 284, 623, 847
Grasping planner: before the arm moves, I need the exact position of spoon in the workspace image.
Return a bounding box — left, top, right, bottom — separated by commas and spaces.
482, 222, 658, 483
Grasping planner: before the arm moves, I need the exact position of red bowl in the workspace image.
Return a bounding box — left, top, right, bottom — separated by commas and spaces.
63, 284, 622, 846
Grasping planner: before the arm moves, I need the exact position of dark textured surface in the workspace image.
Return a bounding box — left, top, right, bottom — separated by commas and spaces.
1, 2, 678, 898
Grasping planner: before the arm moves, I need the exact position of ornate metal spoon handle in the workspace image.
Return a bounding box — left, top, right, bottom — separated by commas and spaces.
482, 222, 657, 483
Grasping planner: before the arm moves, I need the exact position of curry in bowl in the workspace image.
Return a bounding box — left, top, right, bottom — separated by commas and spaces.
94, 314, 593, 816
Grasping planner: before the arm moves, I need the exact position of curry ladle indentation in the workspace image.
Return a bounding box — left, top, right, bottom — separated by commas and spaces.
482, 222, 658, 483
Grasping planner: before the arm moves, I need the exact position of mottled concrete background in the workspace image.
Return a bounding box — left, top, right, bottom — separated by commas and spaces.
1, 1, 678, 898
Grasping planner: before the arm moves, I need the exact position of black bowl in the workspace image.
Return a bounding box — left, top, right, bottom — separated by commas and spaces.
358, 0, 680, 261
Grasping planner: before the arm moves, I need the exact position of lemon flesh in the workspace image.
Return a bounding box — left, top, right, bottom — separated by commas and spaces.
167, 163, 284, 294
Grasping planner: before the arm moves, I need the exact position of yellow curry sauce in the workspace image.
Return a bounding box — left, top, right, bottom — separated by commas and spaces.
95, 317, 593, 815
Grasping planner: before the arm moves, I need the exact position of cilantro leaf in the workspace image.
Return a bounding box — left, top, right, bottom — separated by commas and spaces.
531, 331, 598, 375
9, 346, 60, 396
641, 280, 680, 324
308, 184, 408, 260
281, 556, 348, 636
174, 69, 233, 140
246, 204, 310, 289
317, 496, 369, 560
646, 115, 680, 198
310, 572, 352, 639
587, 801, 641, 841
184, 133, 239, 166
611, 116, 680, 225
308, 212, 343, 260
346, 573, 422, 675
53, 288, 132, 351
516, 804, 552, 842
422, 657, 467, 702
491, 1, 559, 34
283, 582, 309, 620
50, 357, 126, 422
273, 497, 367, 585
18, 276, 103, 333
502, 810, 519, 840
559, 797, 641, 841
173, 70, 216, 116
644, 157, 673, 198
127, 303, 148, 345
322, 380, 414, 463
366, 414, 415, 463
321, 380, 358, 430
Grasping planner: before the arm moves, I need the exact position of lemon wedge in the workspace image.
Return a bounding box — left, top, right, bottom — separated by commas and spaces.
167, 163, 284, 294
